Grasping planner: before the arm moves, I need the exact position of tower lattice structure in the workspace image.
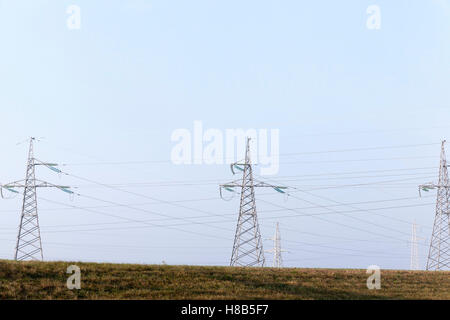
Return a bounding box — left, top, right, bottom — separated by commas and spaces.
266, 222, 287, 268
1, 138, 73, 261
220, 137, 287, 267
419, 140, 450, 271
410, 221, 419, 270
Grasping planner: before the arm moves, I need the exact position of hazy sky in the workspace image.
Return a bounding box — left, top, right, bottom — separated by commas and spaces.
0, 0, 449, 269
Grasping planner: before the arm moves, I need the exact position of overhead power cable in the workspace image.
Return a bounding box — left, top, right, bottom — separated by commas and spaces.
59, 142, 439, 166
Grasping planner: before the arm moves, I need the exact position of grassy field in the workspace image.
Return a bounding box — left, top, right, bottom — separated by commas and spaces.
0, 259, 448, 299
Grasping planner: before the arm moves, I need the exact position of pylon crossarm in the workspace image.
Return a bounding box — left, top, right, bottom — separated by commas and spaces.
1, 180, 71, 189
253, 181, 288, 193
1, 182, 73, 197
219, 183, 240, 200
220, 181, 241, 188
0, 186, 19, 197
230, 162, 247, 174
30, 180, 73, 195
220, 181, 287, 191
33, 158, 62, 173
34, 180, 71, 189
418, 183, 437, 197
1, 180, 26, 188
0, 180, 26, 198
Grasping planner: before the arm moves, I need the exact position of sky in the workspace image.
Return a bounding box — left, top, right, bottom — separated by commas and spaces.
0, 0, 449, 269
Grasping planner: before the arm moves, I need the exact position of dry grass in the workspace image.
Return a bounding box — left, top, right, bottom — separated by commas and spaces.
0, 260, 448, 299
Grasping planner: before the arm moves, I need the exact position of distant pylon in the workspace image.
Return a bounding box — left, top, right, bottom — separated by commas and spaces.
410, 221, 419, 270
419, 140, 450, 271
219, 137, 287, 267
266, 222, 287, 268
0, 137, 73, 261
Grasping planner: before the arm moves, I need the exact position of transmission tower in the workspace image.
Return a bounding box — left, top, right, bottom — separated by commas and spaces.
410, 221, 419, 270
419, 140, 450, 271
266, 222, 287, 268
219, 137, 287, 267
0, 137, 73, 261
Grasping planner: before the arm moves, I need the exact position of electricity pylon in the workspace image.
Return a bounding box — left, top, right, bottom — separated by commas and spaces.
410, 221, 419, 270
0, 137, 73, 261
266, 222, 287, 268
219, 137, 287, 267
419, 140, 450, 271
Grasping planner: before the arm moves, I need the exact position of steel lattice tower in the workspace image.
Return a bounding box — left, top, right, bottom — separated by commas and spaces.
15, 139, 42, 261
1, 138, 73, 261
266, 222, 286, 268
410, 221, 419, 270
220, 137, 287, 267
419, 140, 450, 271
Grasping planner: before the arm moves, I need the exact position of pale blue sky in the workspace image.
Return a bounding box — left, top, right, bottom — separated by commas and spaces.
0, 1, 449, 269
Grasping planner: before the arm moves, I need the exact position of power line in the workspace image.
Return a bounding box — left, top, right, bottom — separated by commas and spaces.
257, 196, 425, 246
1, 139, 440, 267
60, 154, 438, 166
280, 142, 440, 156
277, 223, 416, 245
285, 175, 435, 191
63, 169, 437, 189
0, 201, 433, 241
281, 156, 437, 165
39, 196, 232, 240
256, 173, 431, 237
260, 202, 434, 229
36, 195, 432, 229
58, 142, 440, 166
0, 195, 434, 235
59, 170, 240, 228
282, 238, 409, 256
